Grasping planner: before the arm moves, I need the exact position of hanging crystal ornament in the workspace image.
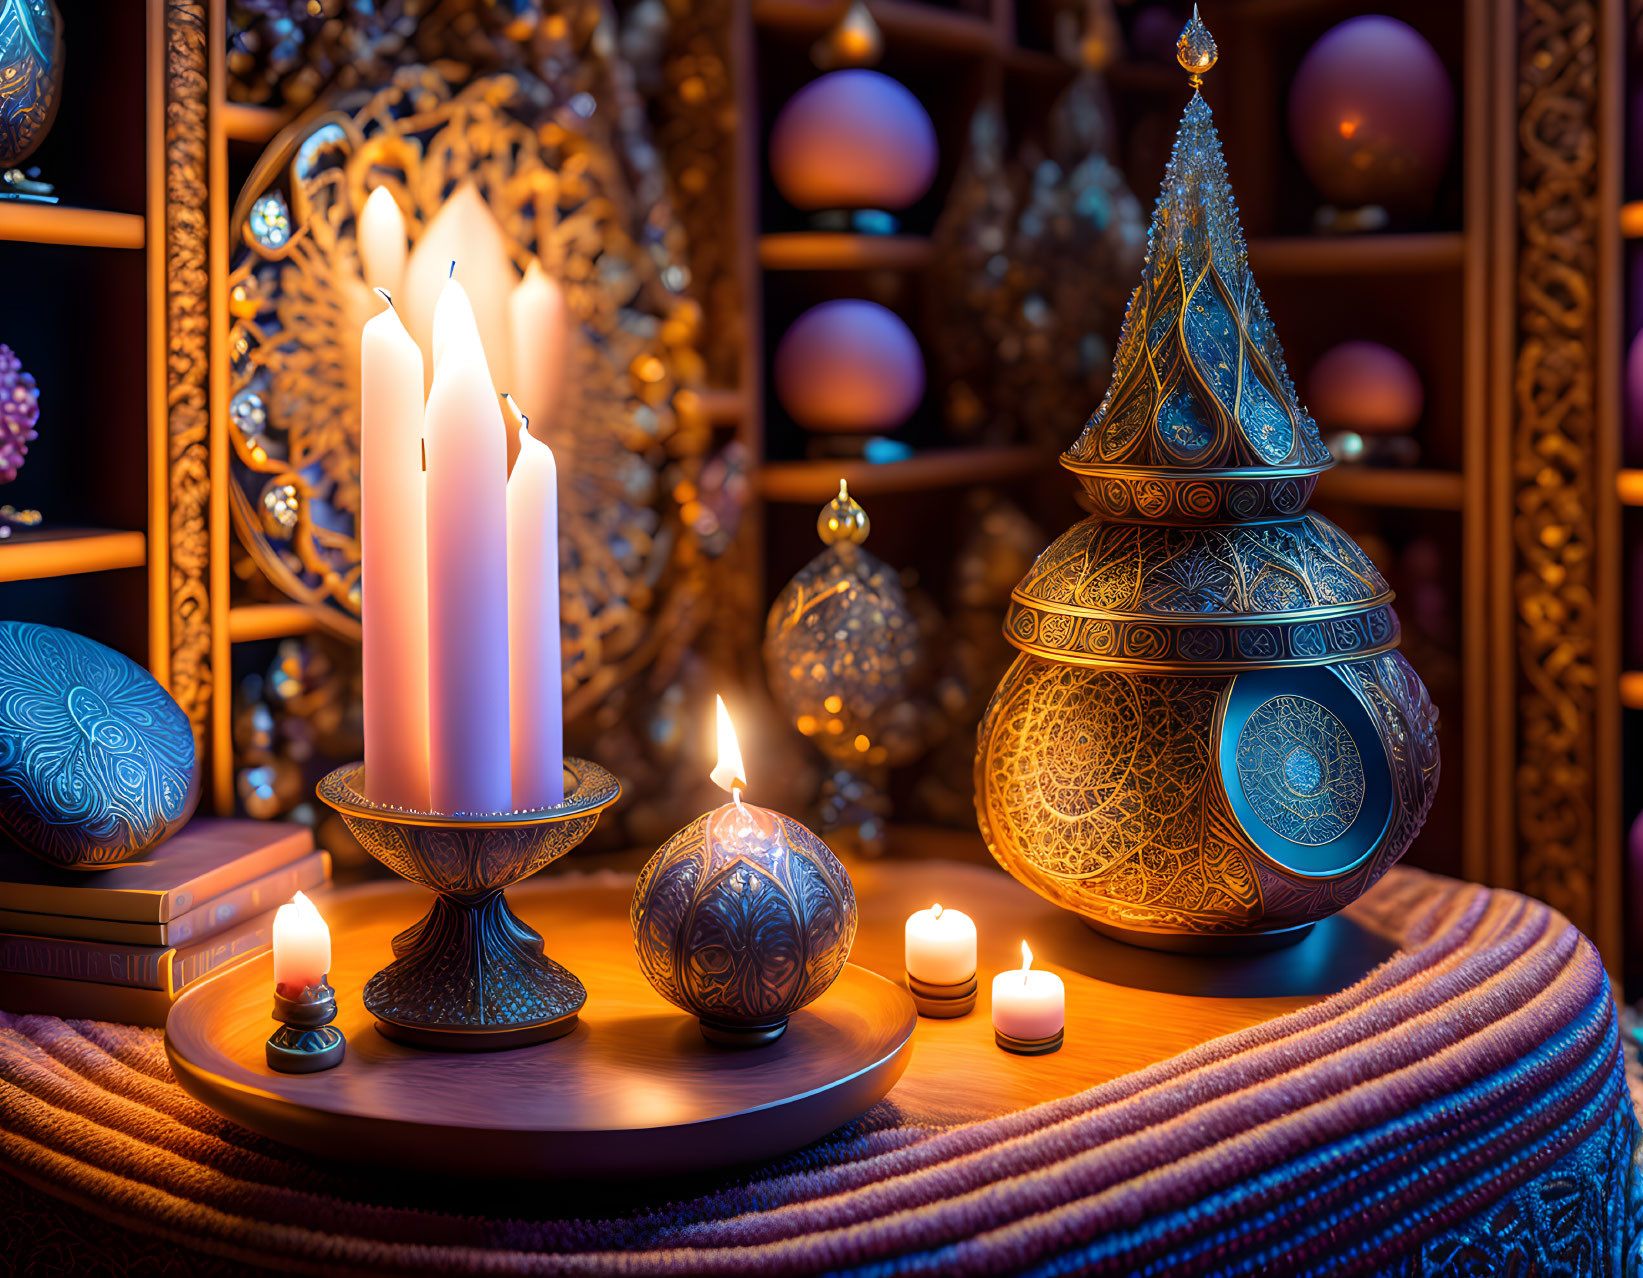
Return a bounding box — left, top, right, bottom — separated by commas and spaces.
973, 12, 1440, 952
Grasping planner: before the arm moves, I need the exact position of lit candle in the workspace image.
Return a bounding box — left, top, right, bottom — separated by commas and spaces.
505, 394, 564, 810
358, 185, 407, 296
399, 181, 517, 396
507, 258, 569, 472
992, 941, 1065, 1052
359, 291, 430, 810
423, 275, 512, 813
905, 903, 977, 986
272, 891, 331, 995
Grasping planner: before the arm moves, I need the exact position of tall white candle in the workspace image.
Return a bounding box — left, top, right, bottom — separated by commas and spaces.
400, 181, 516, 396
904, 903, 977, 986
423, 276, 512, 813
991, 941, 1065, 1042
358, 186, 407, 296
505, 395, 565, 810
272, 891, 331, 993
359, 291, 430, 810
508, 259, 569, 469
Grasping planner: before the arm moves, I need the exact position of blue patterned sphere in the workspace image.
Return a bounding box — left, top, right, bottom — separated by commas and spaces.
631, 801, 857, 1046
0, 622, 199, 869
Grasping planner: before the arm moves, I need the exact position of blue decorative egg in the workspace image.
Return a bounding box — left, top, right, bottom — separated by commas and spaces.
0, 622, 199, 869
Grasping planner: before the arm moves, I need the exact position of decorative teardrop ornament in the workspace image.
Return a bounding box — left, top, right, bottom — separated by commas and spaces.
973, 12, 1440, 953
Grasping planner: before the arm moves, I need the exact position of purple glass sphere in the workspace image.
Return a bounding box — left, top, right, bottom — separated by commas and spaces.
1287, 16, 1454, 213
769, 70, 938, 213
774, 300, 926, 434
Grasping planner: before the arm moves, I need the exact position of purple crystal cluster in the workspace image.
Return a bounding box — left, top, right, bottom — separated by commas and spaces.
0, 344, 39, 484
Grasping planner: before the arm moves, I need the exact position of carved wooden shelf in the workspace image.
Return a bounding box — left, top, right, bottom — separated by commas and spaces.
0, 528, 146, 583
1312, 466, 1465, 511
759, 233, 936, 272
695, 386, 748, 424
1247, 232, 1464, 277
227, 603, 330, 644
0, 205, 144, 250
221, 102, 288, 144
753, 0, 995, 54
758, 446, 1049, 501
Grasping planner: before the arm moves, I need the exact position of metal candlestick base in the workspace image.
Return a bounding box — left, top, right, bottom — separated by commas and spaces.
317, 758, 620, 1052
906, 972, 977, 1018
266, 981, 345, 1073
700, 1017, 788, 1049
994, 1026, 1064, 1056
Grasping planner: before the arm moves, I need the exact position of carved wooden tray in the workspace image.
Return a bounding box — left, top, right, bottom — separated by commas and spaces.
165, 878, 917, 1179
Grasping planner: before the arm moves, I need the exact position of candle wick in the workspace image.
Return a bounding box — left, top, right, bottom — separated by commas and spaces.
448, 259, 456, 279
421, 438, 426, 473
373, 286, 396, 313
732, 786, 744, 811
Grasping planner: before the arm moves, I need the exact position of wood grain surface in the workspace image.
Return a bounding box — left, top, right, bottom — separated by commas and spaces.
167, 858, 1396, 1175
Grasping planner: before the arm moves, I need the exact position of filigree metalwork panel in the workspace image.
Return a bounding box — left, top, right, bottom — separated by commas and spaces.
631, 804, 857, 1030
1512, 0, 1603, 937
1013, 512, 1390, 621
1233, 695, 1365, 846
975, 652, 1436, 937
227, 62, 713, 725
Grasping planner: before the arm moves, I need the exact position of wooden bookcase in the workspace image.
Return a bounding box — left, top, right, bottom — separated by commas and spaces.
0, 0, 165, 680
1, 1, 1625, 970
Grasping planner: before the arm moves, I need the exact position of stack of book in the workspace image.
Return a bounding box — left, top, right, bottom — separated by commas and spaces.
0, 819, 326, 1026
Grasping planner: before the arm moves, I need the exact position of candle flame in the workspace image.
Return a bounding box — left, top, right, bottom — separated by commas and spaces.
710, 694, 747, 798
1020, 939, 1033, 984
932, 902, 942, 919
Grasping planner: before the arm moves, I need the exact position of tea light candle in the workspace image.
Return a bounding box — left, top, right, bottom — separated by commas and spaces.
905, 903, 976, 983
992, 941, 1064, 1054
904, 903, 978, 1017
272, 891, 331, 995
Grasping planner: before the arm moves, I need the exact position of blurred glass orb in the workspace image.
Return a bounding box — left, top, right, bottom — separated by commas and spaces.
774, 299, 925, 434
769, 70, 938, 212
1307, 341, 1424, 436
1287, 16, 1453, 213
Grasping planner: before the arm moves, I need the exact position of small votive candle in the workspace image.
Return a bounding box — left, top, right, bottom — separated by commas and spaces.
904, 903, 977, 1017
992, 941, 1064, 1055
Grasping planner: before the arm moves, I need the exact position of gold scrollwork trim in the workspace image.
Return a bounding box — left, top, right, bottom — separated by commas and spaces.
164, 0, 212, 759
1511, 0, 1601, 935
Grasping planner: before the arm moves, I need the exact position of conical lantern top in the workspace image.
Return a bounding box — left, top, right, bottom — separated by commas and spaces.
1061, 10, 1330, 520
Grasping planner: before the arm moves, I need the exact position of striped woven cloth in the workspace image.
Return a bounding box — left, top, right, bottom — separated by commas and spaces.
1, 866, 1639, 1275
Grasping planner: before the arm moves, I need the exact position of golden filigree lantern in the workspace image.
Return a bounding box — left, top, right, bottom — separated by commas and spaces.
973, 12, 1440, 953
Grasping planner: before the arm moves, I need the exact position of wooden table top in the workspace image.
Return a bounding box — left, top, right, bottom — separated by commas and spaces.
303, 848, 1398, 1130
838, 856, 1396, 1124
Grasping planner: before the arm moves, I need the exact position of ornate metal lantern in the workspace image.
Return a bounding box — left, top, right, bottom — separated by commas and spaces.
973, 13, 1440, 952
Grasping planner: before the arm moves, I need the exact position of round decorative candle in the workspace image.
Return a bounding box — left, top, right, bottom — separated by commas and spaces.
992, 942, 1064, 1054
267, 890, 344, 1074
631, 698, 858, 1047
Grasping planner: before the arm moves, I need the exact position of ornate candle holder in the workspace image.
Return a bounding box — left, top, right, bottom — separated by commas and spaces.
317, 758, 620, 1050
266, 980, 345, 1074
632, 801, 858, 1047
